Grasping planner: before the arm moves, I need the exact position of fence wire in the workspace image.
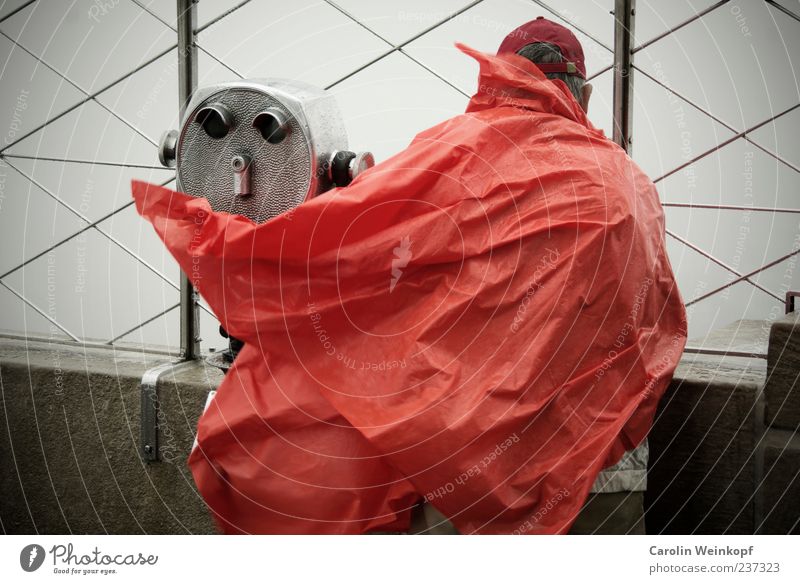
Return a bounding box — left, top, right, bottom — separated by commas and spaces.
0, 0, 797, 347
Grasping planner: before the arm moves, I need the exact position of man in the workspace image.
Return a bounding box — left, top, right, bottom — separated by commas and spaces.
133, 17, 686, 534
499, 16, 593, 113
489, 17, 654, 536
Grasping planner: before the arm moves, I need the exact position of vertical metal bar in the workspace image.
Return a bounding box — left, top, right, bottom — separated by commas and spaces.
141, 1, 200, 462
177, 0, 200, 360
612, 0, 635, 153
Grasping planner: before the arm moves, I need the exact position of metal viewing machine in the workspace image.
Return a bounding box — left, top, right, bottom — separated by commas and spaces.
140, 0, 374, 462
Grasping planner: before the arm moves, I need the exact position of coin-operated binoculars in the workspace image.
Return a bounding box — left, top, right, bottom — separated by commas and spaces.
157, 79, 374, 369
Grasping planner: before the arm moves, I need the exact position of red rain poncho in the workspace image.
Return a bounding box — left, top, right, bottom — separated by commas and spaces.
133, 44, 687, 534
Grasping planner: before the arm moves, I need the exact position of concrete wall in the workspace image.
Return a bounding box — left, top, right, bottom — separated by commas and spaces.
645, 316, 800, 534
2, 315, 798, 534
0, 337, 220, 534
645, 352, 766, 533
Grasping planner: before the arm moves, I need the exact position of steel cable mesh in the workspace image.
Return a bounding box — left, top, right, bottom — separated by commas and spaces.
0, 0, 796, 347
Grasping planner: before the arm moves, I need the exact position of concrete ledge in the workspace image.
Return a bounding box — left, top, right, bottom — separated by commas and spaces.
645, 320, 768, 534
755, 428, 800, 534
0, 336, 651, 534
765, 312, 800, 431
3, 318, 796, 535
0, 337, 222, 534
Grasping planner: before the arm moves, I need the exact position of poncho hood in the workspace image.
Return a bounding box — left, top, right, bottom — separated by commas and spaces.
457, 43, 592, 129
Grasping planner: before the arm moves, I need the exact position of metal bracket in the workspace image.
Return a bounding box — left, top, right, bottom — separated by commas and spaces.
786, 290, 800, 314
140, 360, 196, 462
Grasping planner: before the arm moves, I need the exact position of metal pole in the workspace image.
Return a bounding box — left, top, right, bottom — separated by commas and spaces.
140, 0, 200, 463
177, 0, 200, 360
612, 0, 635, 153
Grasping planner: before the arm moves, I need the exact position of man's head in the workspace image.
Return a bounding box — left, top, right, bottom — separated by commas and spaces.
497, 17, 593, 113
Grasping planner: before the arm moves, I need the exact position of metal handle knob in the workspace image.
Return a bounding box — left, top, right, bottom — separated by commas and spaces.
329, 150, 375, 187
158, 129, 179, 168
349, 151, 375, 181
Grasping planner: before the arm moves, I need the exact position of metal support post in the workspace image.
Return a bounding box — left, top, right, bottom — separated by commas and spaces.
140, 0, 200, 463
177, 0, 200, 360
612, 0, 635, 153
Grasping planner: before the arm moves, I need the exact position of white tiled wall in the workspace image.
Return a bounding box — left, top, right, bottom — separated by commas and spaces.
0, 0, 798, 350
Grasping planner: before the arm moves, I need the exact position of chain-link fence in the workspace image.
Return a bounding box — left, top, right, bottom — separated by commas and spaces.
0, 0, 797, 353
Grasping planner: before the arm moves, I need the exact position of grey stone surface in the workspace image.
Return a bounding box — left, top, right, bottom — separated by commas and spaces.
0, 337, 222, 534
691, 318, 772, 357
755, 428, 800, 534
645, 320, 768, 534
765, 312, 800, 431
568, 492, 645, 535
2, 314, 797, 535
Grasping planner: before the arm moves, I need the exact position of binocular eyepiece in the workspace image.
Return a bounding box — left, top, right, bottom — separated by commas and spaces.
157, 78, 374, 224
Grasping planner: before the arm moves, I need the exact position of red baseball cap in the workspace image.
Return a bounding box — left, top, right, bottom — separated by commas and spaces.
497, 16, 586, 79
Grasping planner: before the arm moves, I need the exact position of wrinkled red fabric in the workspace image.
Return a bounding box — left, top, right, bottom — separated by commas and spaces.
132, 44, 687, 534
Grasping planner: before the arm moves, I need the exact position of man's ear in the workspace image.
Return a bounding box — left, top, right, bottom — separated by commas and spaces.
580, 83, 593, 114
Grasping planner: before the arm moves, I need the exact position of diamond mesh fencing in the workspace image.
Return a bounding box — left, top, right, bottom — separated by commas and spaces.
0, 0, 797, 351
